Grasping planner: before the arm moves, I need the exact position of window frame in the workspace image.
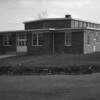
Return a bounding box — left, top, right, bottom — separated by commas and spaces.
3, 34, 12, 46
87, 32, 91, 46
71, 20, 75, 28
83, 22, 87, 28
32, 33, 43, 46
95, 32, 99, 44
79, 21, 83, 28
74, 20, 79, 28
65, 32, 72, 46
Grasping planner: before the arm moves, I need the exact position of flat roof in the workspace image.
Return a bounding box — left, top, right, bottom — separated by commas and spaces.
0, 27, 100, 34
72, 18, 100, 25
0, 29, 51, 33
23, 18, 70, 24
23, 17, 100, 25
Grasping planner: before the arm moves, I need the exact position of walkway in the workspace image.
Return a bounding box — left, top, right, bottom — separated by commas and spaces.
0, 54, 17, 59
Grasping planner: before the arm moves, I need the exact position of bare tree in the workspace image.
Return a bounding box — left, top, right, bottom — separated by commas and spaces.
37, 11, 48, 19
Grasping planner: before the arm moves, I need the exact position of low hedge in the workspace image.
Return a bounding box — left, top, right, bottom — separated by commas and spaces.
0, 64, 100, 75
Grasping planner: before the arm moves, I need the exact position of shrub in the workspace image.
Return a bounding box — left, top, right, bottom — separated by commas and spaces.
0, 64, 100, 75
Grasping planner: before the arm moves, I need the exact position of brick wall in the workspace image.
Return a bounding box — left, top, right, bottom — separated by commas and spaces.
0, 33, 16, 55
64, 31, 84, 54
27, 31, 84, 55
25, 20, 71, 30
0, 31, 84, 55
54, 32, 65, 53
27, 32, 53, 55
54, 31, 84, 54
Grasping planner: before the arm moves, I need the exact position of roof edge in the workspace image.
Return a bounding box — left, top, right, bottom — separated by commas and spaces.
23, 18, 71, 24
0, 27, 100, 33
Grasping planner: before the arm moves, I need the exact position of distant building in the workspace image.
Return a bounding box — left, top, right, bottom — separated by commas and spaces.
0, 15, 100, 55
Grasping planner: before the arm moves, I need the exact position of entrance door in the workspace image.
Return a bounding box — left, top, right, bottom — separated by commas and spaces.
17, 34, 27, 52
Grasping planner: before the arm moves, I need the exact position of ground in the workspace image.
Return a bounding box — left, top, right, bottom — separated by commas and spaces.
0, 53, 100, 67
0, 73, 100, 100
0, 53, 100, 100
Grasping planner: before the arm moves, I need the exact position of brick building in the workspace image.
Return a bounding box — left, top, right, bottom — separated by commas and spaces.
0, 15, 100, 55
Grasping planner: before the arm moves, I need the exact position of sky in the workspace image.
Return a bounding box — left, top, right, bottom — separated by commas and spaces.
0, 0, 100, 31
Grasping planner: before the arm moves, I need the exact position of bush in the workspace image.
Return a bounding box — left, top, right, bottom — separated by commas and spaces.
0, 64, 100, 75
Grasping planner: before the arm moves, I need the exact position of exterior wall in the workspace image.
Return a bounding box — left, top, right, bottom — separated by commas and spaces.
54, 32, 65, 53
0, 31, 84, 55
27, 31, 84, 55
95, 33, 100, 52
84, 31, 96, 54
64, 31, 84, 54
0, 33, 16, 54
25, 20, 71, 30
0, 35, 5, 54
27, 32, 53, 55
54, 31, 84, 54
43, 33, 53, 54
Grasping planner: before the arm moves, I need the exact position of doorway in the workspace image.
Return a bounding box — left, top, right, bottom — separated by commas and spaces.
16, 33, 27, 52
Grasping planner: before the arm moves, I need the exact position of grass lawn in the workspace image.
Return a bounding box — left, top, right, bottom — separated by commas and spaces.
0, 53, 100, 67
0, 73, 100, 100
0, 53, 100, 100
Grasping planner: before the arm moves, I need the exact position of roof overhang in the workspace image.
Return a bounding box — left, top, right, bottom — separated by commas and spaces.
0, 27, 100, 34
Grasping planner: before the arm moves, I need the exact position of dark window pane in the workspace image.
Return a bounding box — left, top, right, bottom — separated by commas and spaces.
22, 41, 24, 46
3, 35, 7, 45
8, 35, 12, 45
71, 20, 75, 28
19, 41, 21, 46
38, 33, 43, 45
87, 33, 91, 45
4, 41, 7, 45
33, 34, 37, 45
65, 32, 71, 46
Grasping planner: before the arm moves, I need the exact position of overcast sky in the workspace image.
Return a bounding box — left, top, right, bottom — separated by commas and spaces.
0, 0, 100, 31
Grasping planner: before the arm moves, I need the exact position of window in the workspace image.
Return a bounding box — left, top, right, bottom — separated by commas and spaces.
85, 22, 88, 27
98, 25, 100, 29
83, 22, 87, 27
71, 20, 75, 28
75, 20, 79, 28
32, 34, 37, 45
79, 21, 83, 27
95, 32, 99, 44
87, 23, 90, 27
65, 32, 71, 46
91, 23, 94, 28
92, 24, 94, 28
32, 33, 43, 46
94, 32, 96, 39
88, 23, 91, 27
3, 34, 12, 46
38, 33, 43, 45
94, 24, 97, 28
87, 32, 91, 46
95, 24, 98, 28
